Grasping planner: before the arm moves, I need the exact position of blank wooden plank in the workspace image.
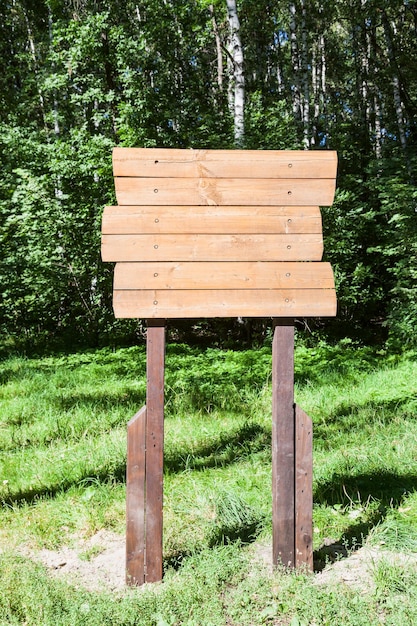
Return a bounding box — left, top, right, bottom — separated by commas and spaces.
113, 147, 338, 180
114, 177, 337, 207
102, 234, 324, 262
126, 405, 147, 586
145, 321, 165, 583
114, 261, 335, 290
295, 405, 313, 571
102, 205, 323, 235
113, 288, 337, 318
272, 320, 295, 568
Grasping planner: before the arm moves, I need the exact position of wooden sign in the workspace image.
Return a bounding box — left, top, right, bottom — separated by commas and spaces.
101, 148, 338, 586
102, 148, 337, 319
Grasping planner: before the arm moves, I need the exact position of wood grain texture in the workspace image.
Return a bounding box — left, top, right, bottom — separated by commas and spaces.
114, 176, 337, 207
102, 205, 323, 235
295, 405, 313, 571
102, 234, 324, 262
126, 406, 147, 586
113, 147, 338, 180
114, 261, 335, 290
145, 322, 165, 583
103, 148, 338, 320
272, 320, 295, 568
112, 288, 337, 319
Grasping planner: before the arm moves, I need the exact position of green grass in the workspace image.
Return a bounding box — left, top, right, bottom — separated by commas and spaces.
1, 341, 417, 624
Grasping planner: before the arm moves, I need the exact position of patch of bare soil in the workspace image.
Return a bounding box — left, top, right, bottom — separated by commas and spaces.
16, 533, 417, 594
314, 545, 417, 592
251, 539, 417, 594
19, 530, 128, 593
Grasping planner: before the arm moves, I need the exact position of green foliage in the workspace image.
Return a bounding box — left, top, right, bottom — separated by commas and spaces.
0, 121, 117, 347
1, 0, 417, 347
374, 173, 417, 348
244, 92, 298, 150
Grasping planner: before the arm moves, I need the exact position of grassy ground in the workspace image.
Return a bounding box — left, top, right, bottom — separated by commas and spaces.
1, 340, 417, 624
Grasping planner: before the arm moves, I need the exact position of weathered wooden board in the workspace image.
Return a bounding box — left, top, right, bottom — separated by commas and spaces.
103, 148, 338, 320
113, 147, 338, 180
114, 176, 337, 207
144, 321, 165, 583
126, 406, 147, 586
114, 261, 335, 290
295, 405, 313, 570
272, 320, 295, 568
113, 288, 337, 318
102, 205, 323, 235
102, 234, 324, 263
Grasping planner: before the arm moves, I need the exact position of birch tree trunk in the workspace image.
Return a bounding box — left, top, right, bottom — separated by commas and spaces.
299, 0, 310, 149
48, 9, 60, 137
312, 32, 326, 146
289, 1, 301, 123
22, 5, 48, 132
210, 4, 223, 89
382, 10, 410, 171
374, 92, 382, 160
226, 0, 245, 146
351, 10, 370, 168
289, 0, 311, 148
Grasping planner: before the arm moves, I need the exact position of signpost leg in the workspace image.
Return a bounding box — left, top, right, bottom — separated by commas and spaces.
272, 318, 295, 568
127, 316, 312, 583
144, 319, 165, 583
295, 405, 313, 570
126, 320, 165, 586
272, 320, 314, 571
126, 406, 147, 585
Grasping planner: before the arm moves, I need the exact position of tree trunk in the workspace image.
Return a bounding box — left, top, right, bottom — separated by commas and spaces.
374, 92, 382, 160
101, 28, 119, 140
382, 10, 410, 174
209, 4, 223, 89
22, 5, 47, 132
226, 0, 245, 146
299, 0, 310, 149
289, 1, 301, 123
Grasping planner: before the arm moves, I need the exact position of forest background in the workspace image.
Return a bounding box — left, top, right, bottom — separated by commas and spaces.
1, 0, 416, 352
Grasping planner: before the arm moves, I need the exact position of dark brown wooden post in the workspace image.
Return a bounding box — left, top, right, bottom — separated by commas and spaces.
126, 406, 147, 585
295, 405, 313, 570
145, 319, 165, 582
126, 320, 166, 586
272, 318, 295, 568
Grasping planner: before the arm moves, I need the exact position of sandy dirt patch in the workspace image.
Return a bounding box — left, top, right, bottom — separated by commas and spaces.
16, 532, 417, 594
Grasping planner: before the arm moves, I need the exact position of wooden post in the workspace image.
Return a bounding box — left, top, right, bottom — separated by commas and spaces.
126, 406, 147, 585
272, 318, 295, 568
125, 320, 165, 586
144, 319, 165, 583
295, 405, 313, 570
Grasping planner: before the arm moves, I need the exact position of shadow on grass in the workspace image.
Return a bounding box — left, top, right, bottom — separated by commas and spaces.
313, 469, 417, 570
313, 508, 385, 572
314, 469, 417, 507
164, 422, 271, 473
1, 422, 271, 508
53, 389, 146, 412
314, 396, 416, 441
164, 510, 265, 573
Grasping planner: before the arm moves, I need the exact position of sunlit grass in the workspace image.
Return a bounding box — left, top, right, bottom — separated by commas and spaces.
1, 342, 417, 624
